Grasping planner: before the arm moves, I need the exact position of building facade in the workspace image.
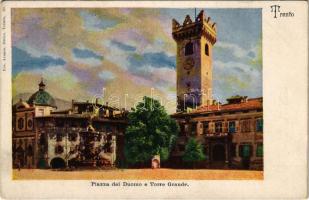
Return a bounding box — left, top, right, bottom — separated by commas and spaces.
171, 96, 263, 170
12, 79, 57, 168
12, 80, 128, 169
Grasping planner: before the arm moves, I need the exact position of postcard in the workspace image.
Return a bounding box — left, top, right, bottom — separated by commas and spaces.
0, 1, 308, 199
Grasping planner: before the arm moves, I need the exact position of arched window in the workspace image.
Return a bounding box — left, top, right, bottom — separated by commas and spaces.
205, 44, 209, 56
56, 133, 63, 142
68, 132, 78, 142
27, 119, 33, 129
55, 145, 64, 154
17, 118, 24, 130
185, 42, 194, 56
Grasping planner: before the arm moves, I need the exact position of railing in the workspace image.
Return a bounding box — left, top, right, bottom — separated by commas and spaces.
232, 132, 256, 141
205, 132, 228, 137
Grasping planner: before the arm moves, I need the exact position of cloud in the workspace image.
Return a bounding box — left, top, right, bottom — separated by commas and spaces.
12, 46, 66, 75
71, 47, 103, 67
12, 65, 87, 100
128, 52, 176, 70
72, 48, 103, 60
213, 60, 262, 102
98, 71, 116, 81
215, 42, 247, 59
110, 40, 136, 52
80, 10, 119, 31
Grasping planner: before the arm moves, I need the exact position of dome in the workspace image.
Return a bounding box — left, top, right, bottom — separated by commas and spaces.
27, 79, 57, 108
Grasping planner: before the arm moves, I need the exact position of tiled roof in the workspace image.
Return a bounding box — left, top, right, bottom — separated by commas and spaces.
172, 97, 262, 117
196, 97, 262, 113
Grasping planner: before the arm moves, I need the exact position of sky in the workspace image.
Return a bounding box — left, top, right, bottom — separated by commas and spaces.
12, 8, 262, 113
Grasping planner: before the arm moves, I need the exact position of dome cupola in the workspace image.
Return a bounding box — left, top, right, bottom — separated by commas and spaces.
27, 78, 57, 108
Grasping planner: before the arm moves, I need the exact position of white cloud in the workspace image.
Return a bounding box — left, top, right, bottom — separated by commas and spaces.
216, 42, 248, 58
72, 55, 102, 67
99, 70, 116, 81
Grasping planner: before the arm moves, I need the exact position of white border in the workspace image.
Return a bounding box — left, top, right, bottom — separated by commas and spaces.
0, 1, 308, 199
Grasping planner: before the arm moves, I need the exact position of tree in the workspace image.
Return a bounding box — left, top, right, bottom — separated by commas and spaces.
182, 138, 205, 168
124, 96, 179, 167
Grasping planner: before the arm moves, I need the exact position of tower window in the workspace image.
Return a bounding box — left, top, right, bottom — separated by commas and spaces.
185, 42, 194, 56
205, 44, 209, 56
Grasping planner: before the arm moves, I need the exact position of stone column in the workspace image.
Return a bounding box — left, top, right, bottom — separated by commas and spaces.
235, 143, 241, 162
251, 117, 256, 133
225, 138, 229, 164
34, 130, 38, 168
209, 143, 213, 163
223, 119, 227, 133
111, 135, 117, 166
209, 121, 213, 134
251, 143, 257, 161
197, 121, 202, 135
236, 117, 241, 133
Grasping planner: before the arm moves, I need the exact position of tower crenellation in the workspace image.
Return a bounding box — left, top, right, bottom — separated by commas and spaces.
172, 10, 217, 112
172, 10, 217, 44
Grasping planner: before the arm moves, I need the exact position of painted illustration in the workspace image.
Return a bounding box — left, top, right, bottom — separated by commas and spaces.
12, 8, 263, 180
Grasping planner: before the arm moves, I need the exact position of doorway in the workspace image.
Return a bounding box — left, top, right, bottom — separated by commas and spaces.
50, 157, 66, 169
212, 144, 225, 161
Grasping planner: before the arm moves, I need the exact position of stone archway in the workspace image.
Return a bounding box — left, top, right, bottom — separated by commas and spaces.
212, 144, 225, 161
50, 157, 66, 169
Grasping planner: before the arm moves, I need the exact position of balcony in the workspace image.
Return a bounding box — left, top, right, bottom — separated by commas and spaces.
232, 132, 256, 142
205, 132, 228, 138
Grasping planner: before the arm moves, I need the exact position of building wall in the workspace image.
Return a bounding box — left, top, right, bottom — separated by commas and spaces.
34, 105, 55, 117
15, 110, 35, 132
171, 110, 263, 170
36, 117, 121, 168
13, 137, 36, 168
200, 34, 213, 105
13, 108, 36, 168
176, 38, 202, 106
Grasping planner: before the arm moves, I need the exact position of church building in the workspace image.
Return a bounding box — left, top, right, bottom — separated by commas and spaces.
12, 79, 128, 169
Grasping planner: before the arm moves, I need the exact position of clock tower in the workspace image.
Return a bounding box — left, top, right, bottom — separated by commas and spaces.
172, 10, 217, 111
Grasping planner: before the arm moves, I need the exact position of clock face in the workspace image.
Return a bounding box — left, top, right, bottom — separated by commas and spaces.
184, 57, 195, 70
